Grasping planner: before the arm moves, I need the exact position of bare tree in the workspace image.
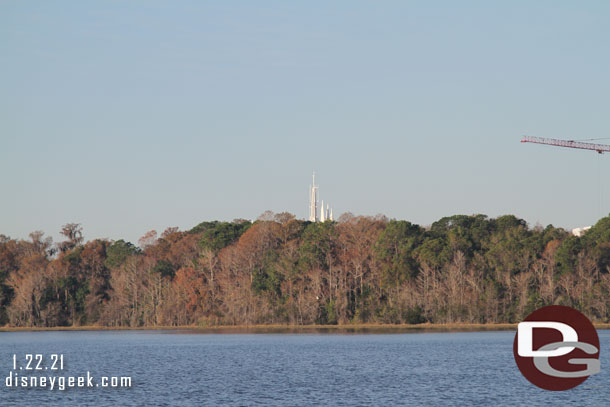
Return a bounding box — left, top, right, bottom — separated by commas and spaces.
58, 223, 83, 252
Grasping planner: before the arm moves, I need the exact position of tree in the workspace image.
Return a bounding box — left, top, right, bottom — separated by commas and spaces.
105, 240, 140, 269
375, 220, 423, 287
138, 230, 158, 249
5, 212, 610, 327
59, 223, 83, 253
198, 221, 251, 252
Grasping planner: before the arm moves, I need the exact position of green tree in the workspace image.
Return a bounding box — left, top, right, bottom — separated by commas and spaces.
195, 221, 252, 252
375, 220, 423, 287
105, 240, 140, 269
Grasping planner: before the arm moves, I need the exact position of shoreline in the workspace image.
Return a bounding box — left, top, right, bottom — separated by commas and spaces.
2, 322, 610, 333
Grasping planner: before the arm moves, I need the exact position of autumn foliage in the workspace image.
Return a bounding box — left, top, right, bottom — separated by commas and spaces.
1, 213, 610, 327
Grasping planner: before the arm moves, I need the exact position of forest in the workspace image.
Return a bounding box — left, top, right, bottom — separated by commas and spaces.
1, 212, 610, 328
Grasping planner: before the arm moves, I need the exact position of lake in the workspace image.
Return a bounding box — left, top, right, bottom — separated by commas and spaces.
0, 330, 607, 406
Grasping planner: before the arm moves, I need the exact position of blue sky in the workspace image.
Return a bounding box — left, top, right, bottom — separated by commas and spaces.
2, 1, 610, 244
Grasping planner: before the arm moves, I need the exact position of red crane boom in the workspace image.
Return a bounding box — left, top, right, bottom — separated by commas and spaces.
521, 136, 610, 154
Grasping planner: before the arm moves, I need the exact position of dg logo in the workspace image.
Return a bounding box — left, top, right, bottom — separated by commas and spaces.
513, 305, 600, 390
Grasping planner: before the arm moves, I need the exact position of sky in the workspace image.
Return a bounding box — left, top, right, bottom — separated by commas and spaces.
2, 1, 610, 245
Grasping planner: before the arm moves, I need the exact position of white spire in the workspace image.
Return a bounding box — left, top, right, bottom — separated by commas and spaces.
308, 172, 334, 222
309, 172, 318, 222
320, 200, 326, 222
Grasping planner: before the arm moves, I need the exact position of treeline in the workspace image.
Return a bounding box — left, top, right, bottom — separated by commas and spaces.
1, 212, 610, 327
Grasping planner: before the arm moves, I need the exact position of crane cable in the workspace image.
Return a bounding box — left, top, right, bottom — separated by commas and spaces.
599, 153, 604, 219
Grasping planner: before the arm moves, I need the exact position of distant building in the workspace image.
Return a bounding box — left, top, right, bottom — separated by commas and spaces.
571, 226, 591, 237
308, 172, 333, 222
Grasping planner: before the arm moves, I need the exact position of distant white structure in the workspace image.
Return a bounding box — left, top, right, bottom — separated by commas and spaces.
309, 173, 319, 222
571, 226, 591, 237
308, 172, 334, 222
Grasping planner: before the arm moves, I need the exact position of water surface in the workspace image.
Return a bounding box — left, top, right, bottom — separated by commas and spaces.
0, 330, 607, 406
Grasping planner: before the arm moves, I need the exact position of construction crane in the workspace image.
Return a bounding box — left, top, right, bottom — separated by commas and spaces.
521, 135, 610, 154
522, 135, 609, 224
